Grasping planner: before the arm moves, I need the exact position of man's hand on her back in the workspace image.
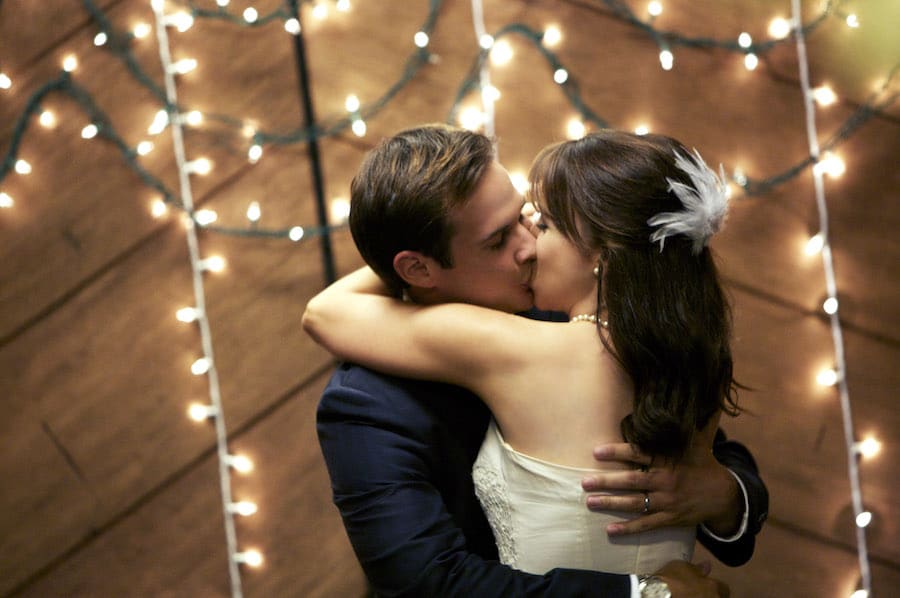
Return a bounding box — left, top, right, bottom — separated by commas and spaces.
581, 431, 742, 537
653, 561, 729, 598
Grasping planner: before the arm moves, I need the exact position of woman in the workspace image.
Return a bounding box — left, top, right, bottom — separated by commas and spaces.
303, 130, 740, 575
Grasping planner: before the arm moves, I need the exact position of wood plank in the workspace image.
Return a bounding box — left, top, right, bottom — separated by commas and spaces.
695, 520, 900, 597
725, 286, 900, 563
15, 369, 366, 597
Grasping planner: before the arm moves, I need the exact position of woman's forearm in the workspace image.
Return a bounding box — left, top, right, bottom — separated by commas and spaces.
301, 266, 389, 353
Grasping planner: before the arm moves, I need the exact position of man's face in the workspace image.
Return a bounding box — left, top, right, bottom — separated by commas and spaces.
429, 161, 536, 313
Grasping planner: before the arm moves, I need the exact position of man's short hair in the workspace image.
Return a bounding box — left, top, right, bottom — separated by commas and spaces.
349, 124, 495, 295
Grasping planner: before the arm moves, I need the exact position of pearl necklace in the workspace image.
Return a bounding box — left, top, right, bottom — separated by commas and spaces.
569, 314, 609, 328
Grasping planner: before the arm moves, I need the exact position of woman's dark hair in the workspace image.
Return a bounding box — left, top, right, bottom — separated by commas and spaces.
529, 130, 740, 461
349, 124, 495, 296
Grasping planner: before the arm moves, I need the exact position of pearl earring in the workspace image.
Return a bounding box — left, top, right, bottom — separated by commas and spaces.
593, 265, 600, 277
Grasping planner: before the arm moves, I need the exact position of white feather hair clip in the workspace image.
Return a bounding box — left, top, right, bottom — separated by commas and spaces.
647, 149, 730, 255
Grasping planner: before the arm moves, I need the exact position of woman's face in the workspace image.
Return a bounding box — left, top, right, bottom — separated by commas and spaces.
531, 202, 598, 313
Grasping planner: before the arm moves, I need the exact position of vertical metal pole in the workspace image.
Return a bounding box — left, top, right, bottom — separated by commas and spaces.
289, 1, 336, 284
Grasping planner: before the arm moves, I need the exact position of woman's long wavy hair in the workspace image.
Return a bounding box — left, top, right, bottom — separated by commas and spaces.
529, 130, 741, 461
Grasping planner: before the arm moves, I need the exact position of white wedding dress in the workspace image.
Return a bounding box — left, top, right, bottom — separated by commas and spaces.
472, 420, 695, 575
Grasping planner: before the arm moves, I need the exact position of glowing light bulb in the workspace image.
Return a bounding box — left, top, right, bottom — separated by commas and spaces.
194, 209, 218, 226
176, 306, 201, 322
217, 0, 230, 6
39, 110, 56, 128
805, 233, 825, 255
248, 144, 262, 163
148, 110, 169, 135
170, 12, 194, 32
312, 2, 328, 20
351, 119, 367, 137
191, 357, 212, 375
738, 32, 752, 49
330, 198, 351, 224
285, 18, 301, 35
846, 14, 859, 28
855, 511, 872, 528
187, 157, 212, 175
816, 368, 838, 387
94, 32, 108, 46
81, 124, 99, 139
813, 153, 845, 178
234, 549, 263, 567
243, 8, 258, 23
812, 85, 837, 106
0, 72, 11, 89
63, 55, 78, 72
0, 192, 13, 208
201, 255, 226, 272
856, 436, 882, 459
768, 17, 791, 39
822, 297, 838, 315
490, 40, 513, 66
227, 454, 254, 473
150, 198, 168, 218
133, 23, 151, 39
479, 34, 494, 50
553, 68, 569, 84
15, 159, 31, 175
229, 501, 258, 516
543, 25, 561, 47
241, 121, 258, 138
345, 94, 361, 112
634, 124, 650, 136
188, 402, 218, 421
648, 1, 663, 17
185, 110, 203, 126
744, 53, 759, 71
337, 0, 351, 11
246, 201, 261, 223
289, 226, 305, 241
137, 141, 154, 156
171, 58, 197, 75
509, 172, 529, 196
659, 49, 674, 71
482, 85, 500, 103
459, 107, 484, 131
414, 31, 429, 48
566, 118, 586, 139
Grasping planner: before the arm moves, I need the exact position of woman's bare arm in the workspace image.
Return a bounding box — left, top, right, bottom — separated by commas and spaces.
302, 266, 532, 398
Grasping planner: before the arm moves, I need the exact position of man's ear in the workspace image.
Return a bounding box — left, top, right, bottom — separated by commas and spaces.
393, 250, 438, 288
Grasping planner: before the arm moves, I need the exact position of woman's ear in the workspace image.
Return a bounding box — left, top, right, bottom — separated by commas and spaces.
393, 250, 437, 289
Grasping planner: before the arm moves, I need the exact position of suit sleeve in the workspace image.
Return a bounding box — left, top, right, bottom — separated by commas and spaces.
316, 379, 632, 597
698, 429, 769, 566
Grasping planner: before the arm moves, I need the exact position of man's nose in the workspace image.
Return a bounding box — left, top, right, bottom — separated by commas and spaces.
513, 221, 536, 264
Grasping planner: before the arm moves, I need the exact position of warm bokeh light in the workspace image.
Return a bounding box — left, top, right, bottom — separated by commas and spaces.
543, 25, 562, 47
816, 368, 838, 387
490, 40, 514, 66
566, 118, 586, 139
768, 17, 791, 39
857, 436, 882, 459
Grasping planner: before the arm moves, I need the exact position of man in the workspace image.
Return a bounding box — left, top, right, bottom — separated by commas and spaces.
312, 124, 767, 596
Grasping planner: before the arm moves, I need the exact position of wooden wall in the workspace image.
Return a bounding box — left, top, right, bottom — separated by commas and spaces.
1, 1, 898, 596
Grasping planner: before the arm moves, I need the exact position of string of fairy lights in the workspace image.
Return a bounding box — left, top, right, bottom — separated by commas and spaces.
789, 1, 873, 595
148, 1, 258, 595
0, 0, 894, 595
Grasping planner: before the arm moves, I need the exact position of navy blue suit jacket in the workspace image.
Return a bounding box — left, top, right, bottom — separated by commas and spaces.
317, 363, 767, 596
